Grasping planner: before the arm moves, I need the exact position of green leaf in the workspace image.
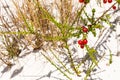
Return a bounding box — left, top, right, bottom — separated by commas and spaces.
91, 29, 96, 37
92, 8, 96, 13
86, 46, 98, 65
84, 0, 90, 3
94, 23, 103, 29
106, 14, 111, 19
116, 0, 120, 4
109, 53, 112, 64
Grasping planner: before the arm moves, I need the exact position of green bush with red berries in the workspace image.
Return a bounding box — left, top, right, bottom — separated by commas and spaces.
0, 0, 120, 80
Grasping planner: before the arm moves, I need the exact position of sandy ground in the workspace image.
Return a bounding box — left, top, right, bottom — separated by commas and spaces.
0, 0, 120, 80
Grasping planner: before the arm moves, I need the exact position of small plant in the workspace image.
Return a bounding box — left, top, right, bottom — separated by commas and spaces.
0, 0, 120, 80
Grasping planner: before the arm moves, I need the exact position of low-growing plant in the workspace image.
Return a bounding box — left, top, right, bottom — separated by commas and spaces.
0, 0, 120, 80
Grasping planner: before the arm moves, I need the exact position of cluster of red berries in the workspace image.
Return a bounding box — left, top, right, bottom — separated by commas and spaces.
103, 0, 112, 3
78, 39, 88, 49
78, 26, 88, 49
103, 0, 116, 10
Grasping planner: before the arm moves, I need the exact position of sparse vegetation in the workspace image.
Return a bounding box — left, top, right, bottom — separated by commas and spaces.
0, 0, 120, 80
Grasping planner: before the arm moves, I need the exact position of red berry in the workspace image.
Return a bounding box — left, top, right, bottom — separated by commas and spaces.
80, 45, 84, 49
79, 0, 84, 3
108, 0, 112, 3
83, 39, 88, 45
82, 27, 88, 33
112, 5, 116, 10
78, 40, 84, 45
103, 0, 107, 3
